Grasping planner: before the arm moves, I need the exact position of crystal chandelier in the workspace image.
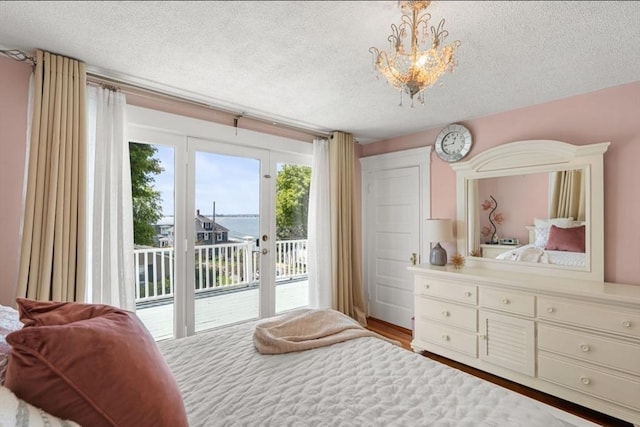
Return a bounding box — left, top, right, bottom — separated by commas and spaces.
369, 1, 461, 106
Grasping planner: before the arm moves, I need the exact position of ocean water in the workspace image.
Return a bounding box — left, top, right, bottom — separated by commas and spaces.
216, 216, 260, 240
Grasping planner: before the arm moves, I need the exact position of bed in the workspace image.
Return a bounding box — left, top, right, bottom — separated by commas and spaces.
158, 316, 592, 427
494, 219, 586, 267
2, 301, 598, 427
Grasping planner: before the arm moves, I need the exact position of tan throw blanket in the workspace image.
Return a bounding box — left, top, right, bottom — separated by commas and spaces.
253, 308, 398, 354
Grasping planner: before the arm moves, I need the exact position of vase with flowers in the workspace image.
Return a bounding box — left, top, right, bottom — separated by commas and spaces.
481, 195, 504, 244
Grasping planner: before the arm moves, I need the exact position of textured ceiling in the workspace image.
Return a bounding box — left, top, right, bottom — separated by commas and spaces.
1, 1, 639, 144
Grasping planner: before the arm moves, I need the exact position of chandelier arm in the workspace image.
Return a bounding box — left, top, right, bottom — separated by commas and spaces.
375, 51, 405, 88
415, 11, 432, 29
387, 23, 403, 52
432, 19, 449, 46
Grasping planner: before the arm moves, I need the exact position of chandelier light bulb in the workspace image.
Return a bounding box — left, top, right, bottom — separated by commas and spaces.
369, 0, 461, 107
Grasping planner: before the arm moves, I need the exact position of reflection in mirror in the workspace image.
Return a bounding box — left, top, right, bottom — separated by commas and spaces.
471, 169, 585, 248
451, 140, 609, 282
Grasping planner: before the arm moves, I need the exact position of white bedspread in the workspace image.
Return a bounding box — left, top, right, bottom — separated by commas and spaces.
495, 244, 586, 267
159, 321, 576, 427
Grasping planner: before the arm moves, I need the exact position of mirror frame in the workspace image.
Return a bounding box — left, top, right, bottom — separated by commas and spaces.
451, 140, 610, 282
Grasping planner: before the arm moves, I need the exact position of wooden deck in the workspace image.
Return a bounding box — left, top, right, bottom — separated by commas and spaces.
137, 280, 308, 341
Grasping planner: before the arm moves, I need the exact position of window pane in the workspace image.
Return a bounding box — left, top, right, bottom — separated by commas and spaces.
194, 151, 260, 332
130, 143, 175, 341
275, 163, 311, 313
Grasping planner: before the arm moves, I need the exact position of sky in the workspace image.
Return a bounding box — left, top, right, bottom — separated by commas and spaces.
153, 145, 260, 217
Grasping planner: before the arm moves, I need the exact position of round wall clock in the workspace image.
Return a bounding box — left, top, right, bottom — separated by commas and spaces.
434, 124, 473, 163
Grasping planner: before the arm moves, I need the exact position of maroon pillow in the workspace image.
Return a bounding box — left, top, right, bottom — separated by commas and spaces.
545, 225, 586, 253
5, 298, 188, 427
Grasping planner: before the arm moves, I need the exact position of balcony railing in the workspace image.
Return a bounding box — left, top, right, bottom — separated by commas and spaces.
134, 239, 308, 305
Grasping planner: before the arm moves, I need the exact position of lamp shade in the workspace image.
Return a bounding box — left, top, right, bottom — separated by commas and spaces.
425, 219, 454, 243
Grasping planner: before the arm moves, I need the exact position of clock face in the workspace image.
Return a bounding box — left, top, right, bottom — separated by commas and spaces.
434, 124, 473, 162
441, 132, 466, 155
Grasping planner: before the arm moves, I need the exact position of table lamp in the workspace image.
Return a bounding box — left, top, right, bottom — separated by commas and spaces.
425, 219, 454, 266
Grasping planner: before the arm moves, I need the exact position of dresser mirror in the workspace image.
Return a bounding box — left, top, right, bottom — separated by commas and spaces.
450, 140, 609, 282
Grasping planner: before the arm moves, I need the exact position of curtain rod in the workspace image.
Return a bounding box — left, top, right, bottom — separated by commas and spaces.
86, 73, 330, 140
0, 49, 36, 64
1, 48, 329, 140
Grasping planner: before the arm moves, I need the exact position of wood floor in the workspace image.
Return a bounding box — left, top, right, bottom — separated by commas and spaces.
366, 317, 632, 427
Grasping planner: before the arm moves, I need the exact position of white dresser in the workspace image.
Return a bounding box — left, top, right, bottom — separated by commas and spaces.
409, 264, 640, 425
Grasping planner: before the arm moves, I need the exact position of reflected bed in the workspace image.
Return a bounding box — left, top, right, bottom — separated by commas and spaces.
495, 243, 586, 267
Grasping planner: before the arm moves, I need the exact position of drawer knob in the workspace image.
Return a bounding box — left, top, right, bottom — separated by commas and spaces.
441, 334, 450, 341
547, 307, 555, 314
464, 291, 472, 297
579, 344, 590, 352
424, 284, 430, 290
502, 298, 510, 305
579, 376, 591, 385
441, 310, 450, 317
480, 334, 487, 340
622, 320, 631, 328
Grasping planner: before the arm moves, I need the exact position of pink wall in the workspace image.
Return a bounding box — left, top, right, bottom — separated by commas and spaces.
361, 82, 640, 285
0, 57, 31, 306
1, 53, 638, 305
478, 174, 549, 245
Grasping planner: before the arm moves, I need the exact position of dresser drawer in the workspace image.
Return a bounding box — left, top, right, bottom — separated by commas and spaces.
415, 276, 477, 304
479, 287, 535, 317
538, 297, 640, 338
416, 296, 477, 332
538, 354, 640, 411
538, 324, 640, 375
415, 318, 477, 357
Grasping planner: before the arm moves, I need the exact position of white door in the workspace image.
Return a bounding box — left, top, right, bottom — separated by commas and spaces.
186, 139, 313, 335
361, 147, 430, 330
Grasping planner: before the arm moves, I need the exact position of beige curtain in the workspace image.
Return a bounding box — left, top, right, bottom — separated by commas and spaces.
329, 131, 367, 326
17, 50, 87, 302
549, 169, 585, 221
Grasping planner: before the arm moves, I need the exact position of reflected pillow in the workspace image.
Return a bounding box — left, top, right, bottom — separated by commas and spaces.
5, 298, 188, 427
533, 217, 574, 229
533, 227, 550, 249
545, 225, 586, 253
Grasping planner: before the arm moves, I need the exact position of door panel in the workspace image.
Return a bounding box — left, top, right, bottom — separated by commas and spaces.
188, 139, 271, 333
367, 167, 420, 329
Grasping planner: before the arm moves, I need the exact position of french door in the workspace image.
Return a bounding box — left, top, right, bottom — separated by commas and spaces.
129, 121, 311, 340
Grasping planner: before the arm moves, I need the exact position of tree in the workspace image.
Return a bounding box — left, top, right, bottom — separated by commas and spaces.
276, 165, 311, 240
129, 142, 163, 246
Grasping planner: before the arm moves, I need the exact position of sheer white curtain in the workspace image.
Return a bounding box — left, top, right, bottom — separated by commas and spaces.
86, 86, 135, 310
307, 138, 332, 308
